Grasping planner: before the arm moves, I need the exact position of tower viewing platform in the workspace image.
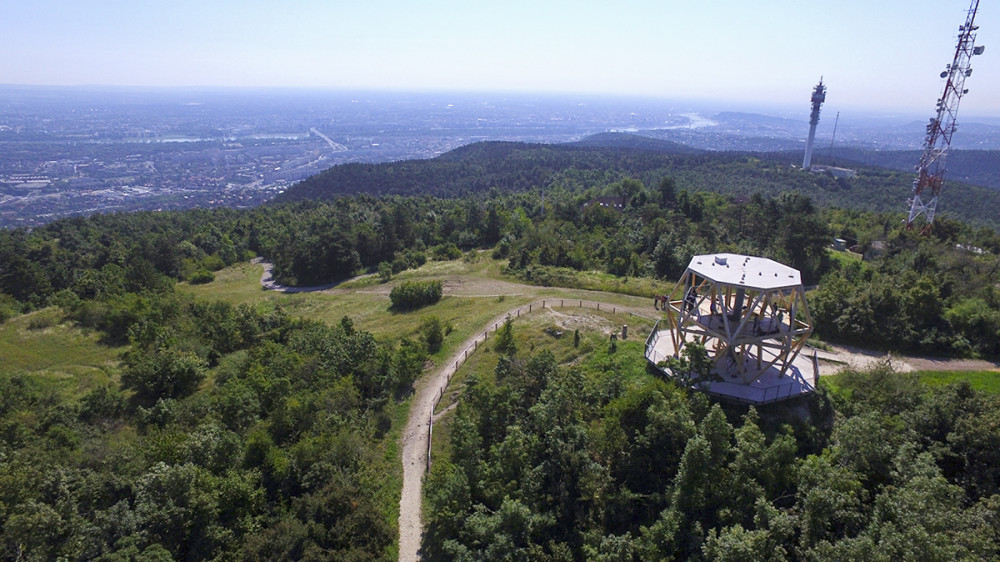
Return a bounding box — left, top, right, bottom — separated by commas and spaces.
646, 253, 818, 404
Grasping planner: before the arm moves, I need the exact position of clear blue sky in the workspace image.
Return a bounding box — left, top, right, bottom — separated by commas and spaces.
6, 0, 998, 116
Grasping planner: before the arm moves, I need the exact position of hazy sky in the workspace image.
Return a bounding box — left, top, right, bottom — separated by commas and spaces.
6, 0, 998, 116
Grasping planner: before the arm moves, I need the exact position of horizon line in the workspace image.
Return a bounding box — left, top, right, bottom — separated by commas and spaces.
2, 83, 999, 120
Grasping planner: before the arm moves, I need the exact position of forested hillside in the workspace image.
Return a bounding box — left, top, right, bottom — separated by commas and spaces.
2, 142, 1000, 558
814, 147, 1000, 191
277, 137, 1000, 229
276, 140, 698, 203
0, 210, 416, 558
424, 326, 1000, 560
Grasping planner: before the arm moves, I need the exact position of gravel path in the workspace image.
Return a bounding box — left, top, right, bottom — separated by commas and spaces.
814, 342, 1000, 375
396, 313, 504, 561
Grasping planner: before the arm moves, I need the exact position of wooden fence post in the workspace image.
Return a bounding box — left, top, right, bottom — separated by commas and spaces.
427, 413, 433, 472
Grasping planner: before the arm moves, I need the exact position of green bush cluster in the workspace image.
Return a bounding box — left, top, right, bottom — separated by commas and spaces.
431, 242, 463, 261
811, 221, 1000, 355
389, 280, 443, 310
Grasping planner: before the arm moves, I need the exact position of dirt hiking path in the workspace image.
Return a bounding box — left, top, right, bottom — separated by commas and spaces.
396, 309, 506, 561
396, 299, 651, 561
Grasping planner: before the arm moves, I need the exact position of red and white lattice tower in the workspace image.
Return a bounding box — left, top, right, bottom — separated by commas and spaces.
906, 0, 985, 232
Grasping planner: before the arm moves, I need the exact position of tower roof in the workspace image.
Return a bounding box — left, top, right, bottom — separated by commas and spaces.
687, 253, 801, 290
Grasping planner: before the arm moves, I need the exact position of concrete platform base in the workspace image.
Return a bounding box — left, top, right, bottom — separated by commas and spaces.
646, 329, 817, 405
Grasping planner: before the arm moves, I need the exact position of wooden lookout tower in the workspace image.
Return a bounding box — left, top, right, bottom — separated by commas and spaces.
645, 253, 817, 404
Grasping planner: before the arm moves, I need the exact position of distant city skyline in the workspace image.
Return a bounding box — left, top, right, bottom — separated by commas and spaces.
6, 0, 999, 117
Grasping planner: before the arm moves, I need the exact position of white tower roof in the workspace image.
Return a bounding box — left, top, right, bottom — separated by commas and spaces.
687, 253, 801, 290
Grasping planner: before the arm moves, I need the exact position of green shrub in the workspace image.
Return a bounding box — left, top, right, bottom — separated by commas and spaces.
79, 385, 126, 425
421, 316, 445, 353
431, 243, 462, 261
493, 316, 516, 355
200, 255, 226, 272
189, 270, 215, 285
389, 280, 443, 310
121, 348, 207, 405
378, 261, 393, 283
0, 292, 21, 323
391, 249, 427, 274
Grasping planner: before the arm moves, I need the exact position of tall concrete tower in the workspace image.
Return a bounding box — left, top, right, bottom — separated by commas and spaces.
802, 78, 826, 170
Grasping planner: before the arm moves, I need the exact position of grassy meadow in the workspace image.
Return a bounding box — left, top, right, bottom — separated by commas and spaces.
181, 256, 662, 360
0, 307, 126, 399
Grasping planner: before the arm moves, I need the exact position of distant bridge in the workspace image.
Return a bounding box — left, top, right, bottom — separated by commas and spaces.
309, 127, 348, 152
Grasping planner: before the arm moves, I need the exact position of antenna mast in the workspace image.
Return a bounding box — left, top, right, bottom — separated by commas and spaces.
905, 0, 985, 232
829, 111, 840, 150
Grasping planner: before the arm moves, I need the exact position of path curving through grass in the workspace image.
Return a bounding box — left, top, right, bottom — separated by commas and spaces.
395, 299, 651, 561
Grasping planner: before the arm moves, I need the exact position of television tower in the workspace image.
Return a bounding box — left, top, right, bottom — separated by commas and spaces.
802, 78, 826, 170
906, 0, 985, 232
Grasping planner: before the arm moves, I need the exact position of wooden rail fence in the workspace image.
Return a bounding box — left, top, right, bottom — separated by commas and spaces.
426, 299, 656, 471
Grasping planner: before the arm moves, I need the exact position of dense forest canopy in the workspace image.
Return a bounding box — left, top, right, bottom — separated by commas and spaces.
278, 138, 1000, 230
423, 326, 1000, 560
1, 293, 410, 559
816, 146, 1000, 191
1, 138, 1000, 558
5, 167, 1000, 354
